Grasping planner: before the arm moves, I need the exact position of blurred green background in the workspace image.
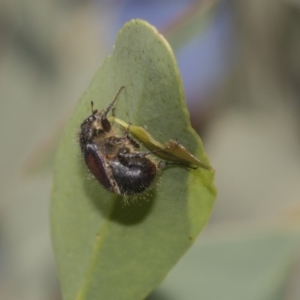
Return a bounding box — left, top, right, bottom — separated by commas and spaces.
1, 0, 300, 299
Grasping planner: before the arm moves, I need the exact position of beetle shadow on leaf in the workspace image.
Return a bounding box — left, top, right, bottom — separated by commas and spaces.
109, 191, 156, 225
147, 289, 174, 300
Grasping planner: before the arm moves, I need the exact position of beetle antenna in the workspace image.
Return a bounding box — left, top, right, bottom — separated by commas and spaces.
102, 86, 125, 120
90, 101, 94, 114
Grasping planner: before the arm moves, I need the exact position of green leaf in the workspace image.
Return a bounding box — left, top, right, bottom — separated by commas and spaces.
51, 19, 216, 300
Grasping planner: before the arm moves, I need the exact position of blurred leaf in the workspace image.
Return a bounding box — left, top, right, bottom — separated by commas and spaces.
149, 230, 300, 300
22, 116, 68, 176
163, 0, 219, 52
51, 19, 216, 300
23, 132, 59, 175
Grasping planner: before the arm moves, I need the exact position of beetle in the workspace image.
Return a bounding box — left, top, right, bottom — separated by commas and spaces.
79, 86, 164, 196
